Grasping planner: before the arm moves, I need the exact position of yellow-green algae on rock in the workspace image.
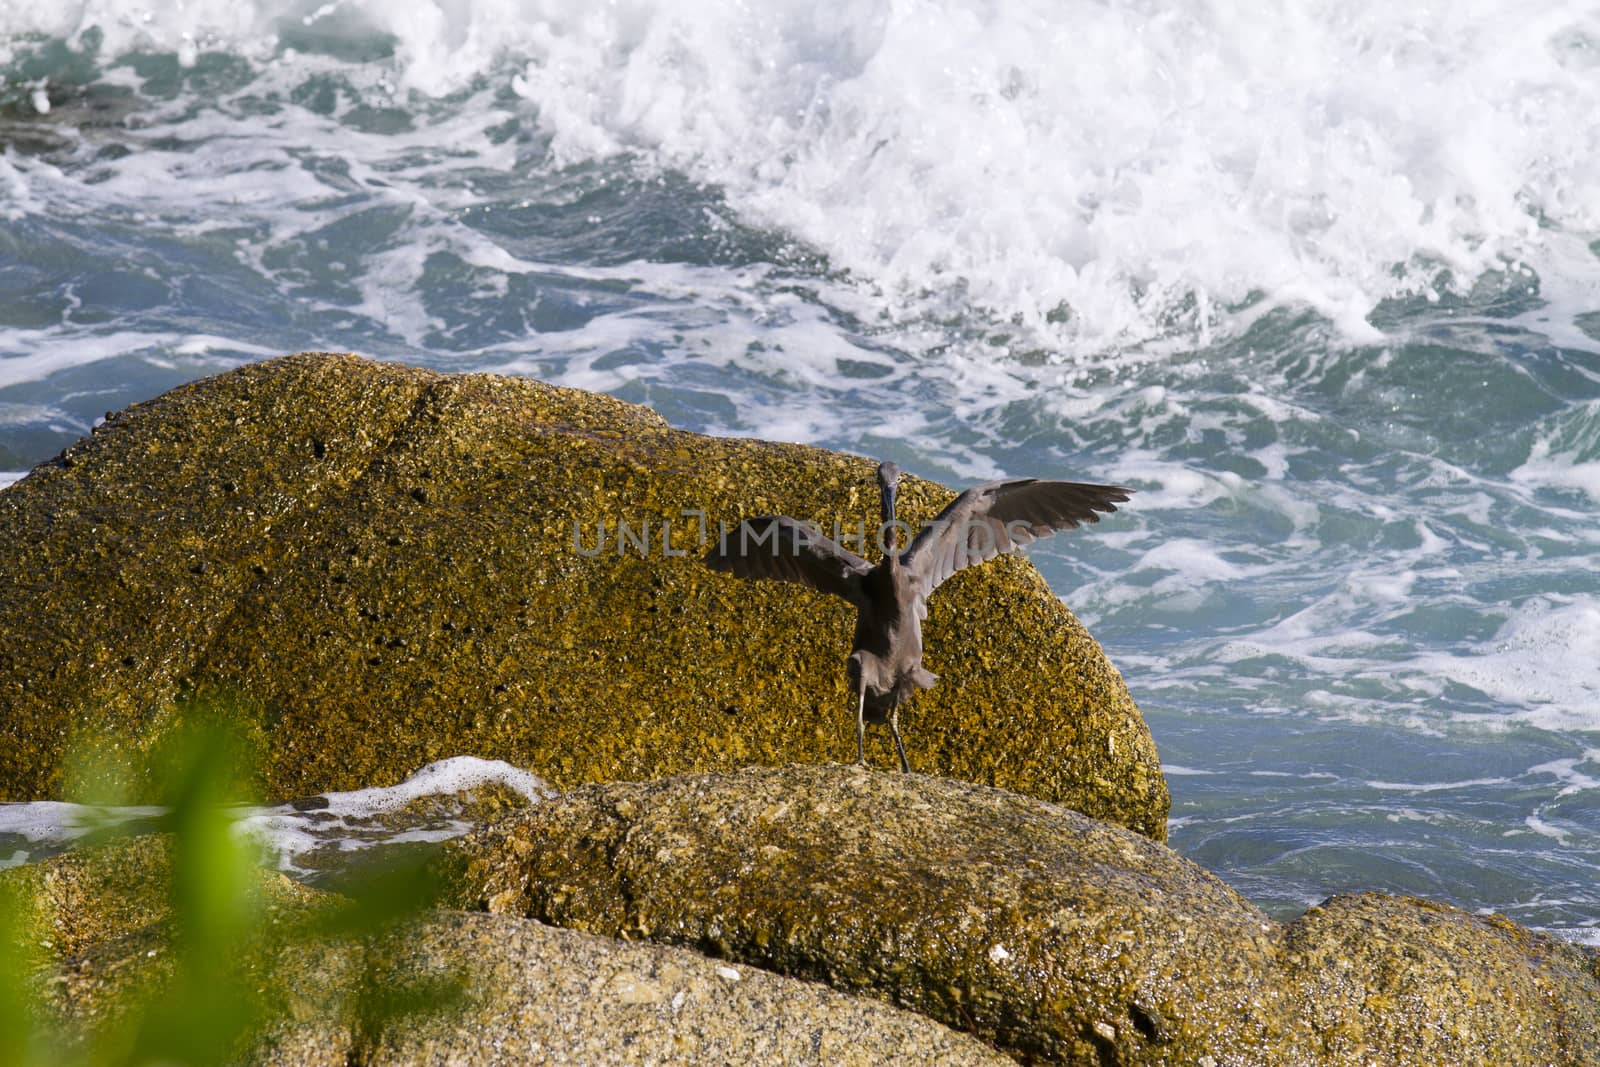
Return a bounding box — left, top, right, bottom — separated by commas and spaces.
50, 909, 1015, 1067
447, 764, 1288, 1065
445, 765, 1600, 1067
1282, 892, 1600, 1065
0, 834, 324, 966
250, 912, 1018, 1067
9, 839, 1010, 1066
0, 352, 1166, 838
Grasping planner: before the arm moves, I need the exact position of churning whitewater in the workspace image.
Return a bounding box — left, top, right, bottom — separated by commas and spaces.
1, 0, 1597, 942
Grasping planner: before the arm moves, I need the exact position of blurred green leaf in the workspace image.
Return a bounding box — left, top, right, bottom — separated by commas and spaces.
1, 713, 469, 1066
0, 879, 48, 1067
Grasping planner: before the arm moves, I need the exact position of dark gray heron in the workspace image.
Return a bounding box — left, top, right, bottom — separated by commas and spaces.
704, 461, 1131, 771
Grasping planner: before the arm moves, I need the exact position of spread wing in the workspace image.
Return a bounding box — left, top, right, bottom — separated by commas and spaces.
703, 515, 870, 605
901, 479, 1131, 599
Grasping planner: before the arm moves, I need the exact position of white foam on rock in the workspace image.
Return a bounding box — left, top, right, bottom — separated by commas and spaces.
0, 756, 554, 876
0, 801, 166, 867
239, 755, 555, 877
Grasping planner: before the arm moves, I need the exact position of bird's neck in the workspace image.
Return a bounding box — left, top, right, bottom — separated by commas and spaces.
878, 468, 902, 551
880, 504, 904, 558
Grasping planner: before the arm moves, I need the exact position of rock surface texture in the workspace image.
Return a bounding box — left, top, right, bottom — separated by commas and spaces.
6, 841, 1008, 1066
1281, 892, 1600, 1065
0, 834, 321, 963
0, 352, 1165, 838
447, 764, 1600, 1067
258, 912, 1016, 1067
47, 909, 1010, 1067
14, 806, 1598, 1065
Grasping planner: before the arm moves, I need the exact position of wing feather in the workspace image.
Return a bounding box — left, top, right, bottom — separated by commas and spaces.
902, 479, 1131, 598
703, 515, 870, 604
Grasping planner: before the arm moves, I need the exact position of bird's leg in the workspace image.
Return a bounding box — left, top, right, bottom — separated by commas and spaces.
856, 680, 868, 767
889, 703, 910, 773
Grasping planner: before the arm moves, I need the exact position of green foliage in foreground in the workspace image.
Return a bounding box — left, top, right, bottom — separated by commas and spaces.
0, 722, 463, 1067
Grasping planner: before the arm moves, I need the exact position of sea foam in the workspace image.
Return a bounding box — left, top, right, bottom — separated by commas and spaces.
0, 757, 554, 877
5, 0, 1598, 354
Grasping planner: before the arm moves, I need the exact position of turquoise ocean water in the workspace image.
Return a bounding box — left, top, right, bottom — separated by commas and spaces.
1, 1, 1597, 942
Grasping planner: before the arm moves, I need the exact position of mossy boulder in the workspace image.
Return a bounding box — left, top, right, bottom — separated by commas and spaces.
0, 834, 322, 964
445, 764, 1288, 1063
0, 352, 1166, 838
19, 848, 1007, 1066
445, 764, 1600, 1066
245, 912, 1015, 1066
1281, 893, 1600, 1065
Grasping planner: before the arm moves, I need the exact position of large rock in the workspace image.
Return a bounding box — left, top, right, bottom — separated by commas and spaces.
49, 910, 1010, 1066
445, 764, 1288, 1063
10, 839, 1007, 1066
0, 352, 1166, 838
446, 764, 1600, 1066
1281, 893, 1600, 1065
255, 912, 1015, 1066
1, 834, 322, 963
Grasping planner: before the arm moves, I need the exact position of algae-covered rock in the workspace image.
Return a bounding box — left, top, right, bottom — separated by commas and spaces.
446, 764, 1286, 1064
1, 835, 176, 964
16, 769, 1599, 1065
0, 352, 1166, 838
14, 828, 1007, 1065
1281, 893, 1600, 1066
256, 912, 1016, 1067
445, 764, 1600, 1066
0, 833, 322, 963
52, 907, 1014, 1067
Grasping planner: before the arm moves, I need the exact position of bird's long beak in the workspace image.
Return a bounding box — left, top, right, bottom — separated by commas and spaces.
878, 461, 900, 529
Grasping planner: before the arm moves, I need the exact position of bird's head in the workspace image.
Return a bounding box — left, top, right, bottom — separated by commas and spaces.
876, 461, 900, 528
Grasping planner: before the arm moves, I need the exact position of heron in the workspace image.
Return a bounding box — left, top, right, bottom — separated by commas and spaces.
703, 461, 1131, 771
